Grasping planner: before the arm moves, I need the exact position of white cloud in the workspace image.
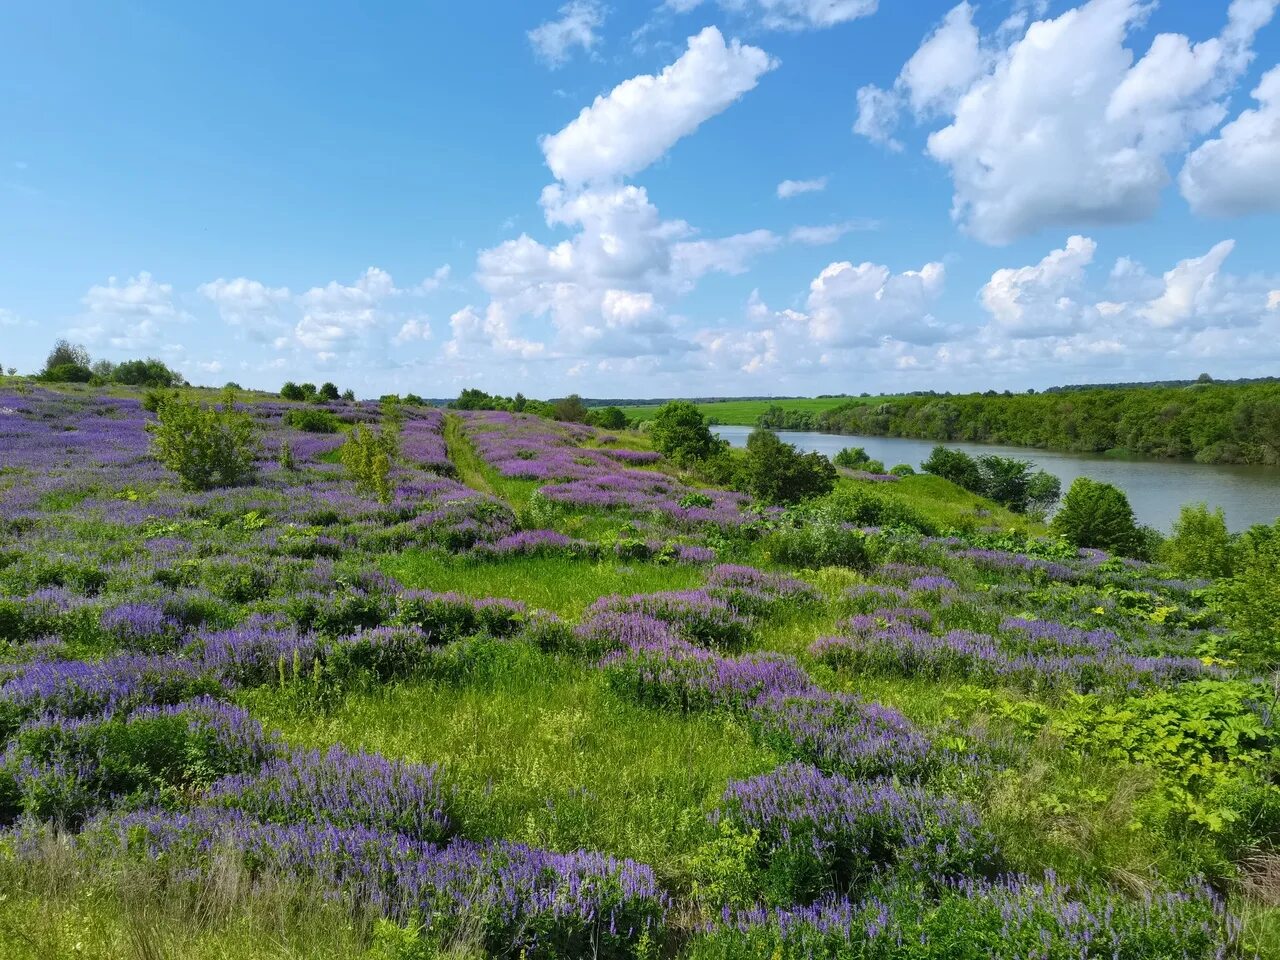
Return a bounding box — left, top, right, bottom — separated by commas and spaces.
198, 277, 291, 327
196, 360, 224, 374
671, 229, 781, 284
76, 272, 187, 349
540, 26, 777, 184
1269, 290, 1280, 310
980, 235, 1098, 336
805, 258, 948, 346
0, 308, 18, 326
776, 176, 828, 198
788, 221, 871, 245
1180, 65, 1280, 216
1139, 239, 1236, 328
444, 305, 545, 360
857, 0, 1278, 243
83, 271, 178, 318
664, 0, 877, 31
414, 264, 452, 293
529, 1, 605, 68
393, 317, 432, 344
295, 267, 399, 354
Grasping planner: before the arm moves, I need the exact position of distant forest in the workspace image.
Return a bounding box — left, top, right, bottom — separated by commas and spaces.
758, 381, 1280, 465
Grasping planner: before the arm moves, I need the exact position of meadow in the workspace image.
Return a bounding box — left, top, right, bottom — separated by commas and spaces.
1, 383, 1277, 959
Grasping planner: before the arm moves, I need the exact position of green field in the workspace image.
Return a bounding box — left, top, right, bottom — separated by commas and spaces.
618, 395, 884, 424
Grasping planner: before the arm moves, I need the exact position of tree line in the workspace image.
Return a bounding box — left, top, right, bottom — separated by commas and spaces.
757, 380, 1280, 464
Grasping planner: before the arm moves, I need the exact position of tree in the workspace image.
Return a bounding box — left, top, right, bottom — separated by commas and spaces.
921, 446, 982, 493
1164, 503, 1234, 579
649, 401, 723, 466
39, 339, 93, 382
1212, 519, 1280, 668
1026, 470, 1062, 516
594, 406, 628, 430
280, 382, 306, 401
113, 358, 182, 387
737, 429, 836, 505
318, 382, 340, 401
1051, 477, 1143, 557
342, 389, 355, 401
976, 455, 1034, 512
551, 394, 590, 423
146, 396, 259, 491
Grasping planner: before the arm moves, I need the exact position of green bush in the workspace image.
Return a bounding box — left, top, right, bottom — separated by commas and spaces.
113, 357, 182, 387
650, 401, 724, 466
766, 523, 871, 569
922, 445, 982, 492
284, 408, 341, 433
888, 463, 915, 476
340, 425, 394, 502
810, 486, 935, 534
146, 397, 259, 491
1051, 477, 1144, 557
1164, 503, 1234, 579
1212, 518, 1280, 668
737, 430, 836, 505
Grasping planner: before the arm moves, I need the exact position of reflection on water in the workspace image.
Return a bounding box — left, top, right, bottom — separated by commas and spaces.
714, 425, 1280, 532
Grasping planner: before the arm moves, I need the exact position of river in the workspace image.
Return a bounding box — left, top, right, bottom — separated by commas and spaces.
713, 425, 1280, 532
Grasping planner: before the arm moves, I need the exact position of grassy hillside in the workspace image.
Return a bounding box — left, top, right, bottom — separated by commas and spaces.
1, 385, 1276, 959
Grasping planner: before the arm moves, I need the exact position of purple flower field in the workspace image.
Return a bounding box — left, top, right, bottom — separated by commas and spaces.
0, 386, 1263, 958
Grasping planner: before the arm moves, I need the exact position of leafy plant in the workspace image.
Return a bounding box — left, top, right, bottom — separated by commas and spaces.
1051, 477, 1144, 557
146, 396, 259, 490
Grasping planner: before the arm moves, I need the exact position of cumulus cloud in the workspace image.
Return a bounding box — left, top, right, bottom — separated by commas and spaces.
1180, 65, 1280, 216
198, 277, 291, 329
393, 318, 432, 345
76, 271, 187, 349
856, 0, 1278, 243
294, 267, 399, 354
980, 235, 1098, 336
444, 305, 546, 360
541, 26, 777, 184
776, 176, 828, 198
529, 1, 605, 68
804, 258, 948, 346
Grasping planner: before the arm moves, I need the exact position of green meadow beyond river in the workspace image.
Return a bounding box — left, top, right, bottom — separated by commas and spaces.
714, 425, 1280, 532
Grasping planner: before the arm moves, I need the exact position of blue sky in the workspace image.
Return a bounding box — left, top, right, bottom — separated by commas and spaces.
2, 0, 1279, 398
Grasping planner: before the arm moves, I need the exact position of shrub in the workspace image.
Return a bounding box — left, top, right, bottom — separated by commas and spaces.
40, 362, 93, 383
341, 425, 394, 502
284, 408, 341, 433
593, 406, 628, 429
737, 430, 836, 505
811, 486, 934, 534
1165, 503, 1234, 579
280, 381, 306, 401
551, 393, 590, 423
975, 455, 1034, 512
1051, 477, 1144, 557
146, 396, 259, 491
113, 358, 182, 387
1212, 518, 1280, 669
921, 446, 981, 492
833, 447, 870, 469
317, 381, 340, 401
1025, 469, 1062, 515
888, 463, 914, 476
650, 401, 724, 466
767, 524, 872, 570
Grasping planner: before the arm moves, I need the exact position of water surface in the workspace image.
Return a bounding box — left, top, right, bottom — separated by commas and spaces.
714, 425, 1280, 532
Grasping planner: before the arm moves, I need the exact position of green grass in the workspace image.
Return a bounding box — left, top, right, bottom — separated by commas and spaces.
244, 643, 778, 877
618, 396, 887, 425
384, 551, 705, 618
848, 473, 1046, 535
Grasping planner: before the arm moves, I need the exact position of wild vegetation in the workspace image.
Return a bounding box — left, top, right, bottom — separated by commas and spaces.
0, 382, 1278, 959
